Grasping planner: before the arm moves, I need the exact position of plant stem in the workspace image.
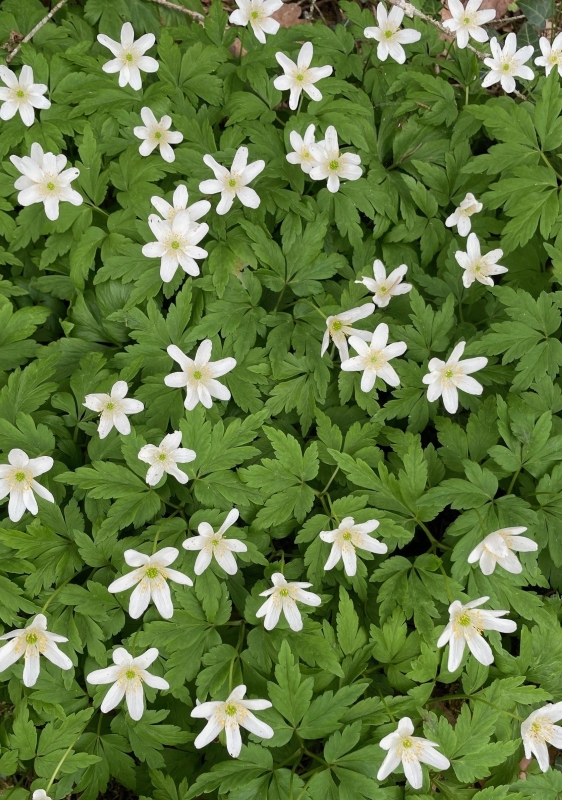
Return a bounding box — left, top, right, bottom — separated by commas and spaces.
41, 576, 73, 613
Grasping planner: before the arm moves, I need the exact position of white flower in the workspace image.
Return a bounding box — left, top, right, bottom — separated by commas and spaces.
445, 193, 483, 237
274, 42, 332, 110
0, 449, 54, 523
199, 147, 265, 215
521, 703, 562, 772
442, 0, 496, 50
286, 124, 323, 174
364, 4, 421, 64
256, 573, 321, 631
468, 527, 538, 576
309, 126, 362, 193
422, 341, 487, 414
87, 647, 168, 721
482, 33, 534, 94
151, 184, 210, 224
142, 212, 208, 282
378, 717, 450, 789
355, 260, 412, 307
437, 596, 516, 672
83, 380, 144, 439
192, 684, 273, 757
164, 341, 236, 410
10, 143, 82, 221
0, 614, 72, 687
134, 107, 183, 163
341, 323, 407, 393
138, 431, 196, 486
32, 792, 51, 800
228, 0, 283, 45
183, 509, 247, 575
455, 233, 506, 288
108, 547, 193, 619
320, 516, 387, 577
536, 34, 562, 77
97, 22, 159, 90
321, 303, 374, 362
0, 65, 50, 126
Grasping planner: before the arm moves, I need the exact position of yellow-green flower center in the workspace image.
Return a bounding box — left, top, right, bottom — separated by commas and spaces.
342, 531, 352, 541
402, 738, 413, 748
16, 89, 25, 98
296, 73, 304, 82
384, 29, 393, 38
463, 16, 471, 24
332, 320, 343, 331
228, 178, 237, 188
502, 63, 510, 72
158, 453, 167, 461
225, 703, 238, 716
329, 159, 339, 171
193, 370, 202, 380
458, 613, 471, 627
46, 181, 55, 191
154, 131, 162, 139
444, 369, 454, 379
380, 285, 387, 293
171, 240, 180, 250
145, 567, 160, 579
250, 10, 259, 18
125, 53, 134, 62
125, 669, 137, 680
15, 471, 26, 482
279, 588, 289, 597
106, 401, 115, 410
26, 633, 38, 645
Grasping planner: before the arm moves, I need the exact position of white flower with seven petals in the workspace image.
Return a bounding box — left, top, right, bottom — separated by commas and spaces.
341, 323, 407, 392
83, 380, 144, 439
138, 431, 196, 486
535, 34, 562, 77
134, 107, 183, 163
468, 527, 537, 576
0, 614, 72, 687
256, 573, 321, 631
286, 124, 323, 174
364, 4, 421, 64
165, 341, 236, 410
97, 22, 159, 90
422, 342, 487, 414
183, 509, 247, 575
321, 303, 374, 362
0, 65, 50, 126
437, 596, 517, 672
108, 547, 193, 619
0, 449, 54, 522
521, 703, 562, 773
228, 0, 283, 44
378, 717, 450, 789
356, 260, 412, 307
445, 192, 483, 237
142, 212, 208, 282
10, 143, 82, 221
309, 126, 362, 193
87, 647, 168, 721
442, 0, 496, 50
482, 33, 534, 94
320, 516, 387, 576
151, 184, 211, 224
274, 42, 333, 110
455, 233, 506, 288
192, 684, 273, 757
199, 147, 265, 215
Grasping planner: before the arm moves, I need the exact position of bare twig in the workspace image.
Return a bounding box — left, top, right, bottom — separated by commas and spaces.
494, 15, 527, 25
146, 0, 206, 24
6, 0, 69, 64
385, 0, 528, 103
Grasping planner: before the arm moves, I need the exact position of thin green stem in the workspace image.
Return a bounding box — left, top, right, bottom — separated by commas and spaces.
507, 467, 521, 496
85, 201, 109, 217
319, 467, 339, 497
429, 693, 523, 721
540, 150, 562, 182
41, 576, 73, 613
414, 518, 452, 552
46, 723, 89, 792
228, 622, 246, 692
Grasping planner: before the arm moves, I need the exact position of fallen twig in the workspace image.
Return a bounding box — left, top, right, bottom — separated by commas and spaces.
146, 0, 207, 24
6, 0, 69, 64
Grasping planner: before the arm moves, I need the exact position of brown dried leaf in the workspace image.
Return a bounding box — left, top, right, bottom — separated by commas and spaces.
272, 2, 306, 27
229, 38, 248, 57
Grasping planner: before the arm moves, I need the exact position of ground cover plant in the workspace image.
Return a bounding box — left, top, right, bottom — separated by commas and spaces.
2, 0, 562, 797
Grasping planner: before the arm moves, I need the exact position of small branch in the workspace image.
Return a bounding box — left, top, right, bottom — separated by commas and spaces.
384, 0, 528, 103
6, 0, 69, 64
494, 14, 527, 25
146, 0, 206, 24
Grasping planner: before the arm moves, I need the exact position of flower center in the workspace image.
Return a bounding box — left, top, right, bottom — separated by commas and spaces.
228, 178, 237, 188
502, 62, 511, 72
14, 471, 26, 482
225, 703, 238, 716
125, 52, 134, 62
250, 10, 260, 18
106, 401, 115, 410
125, 669, 137, 679
380, 285, 387, 292
26, 633, 38, 645
46, 181, 56, 191
342, 531, 352, 541
145, 567, 160, 579
279, 588, 289, 597
296, 73, 304, 81
212, 537, 221, 546
329, 159, 339, 171
402, 737, 413, 748
171, 240, 180, 250
158, 453, 167, 461
457, 613, 471, 627
463, 16, 471, 24
384, 29, 393, 38
332, 320, 343, 331
16, 89, 25, 98
193, 370, 202, 380
444, 369, 454, 379
154, 131, 162, 140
